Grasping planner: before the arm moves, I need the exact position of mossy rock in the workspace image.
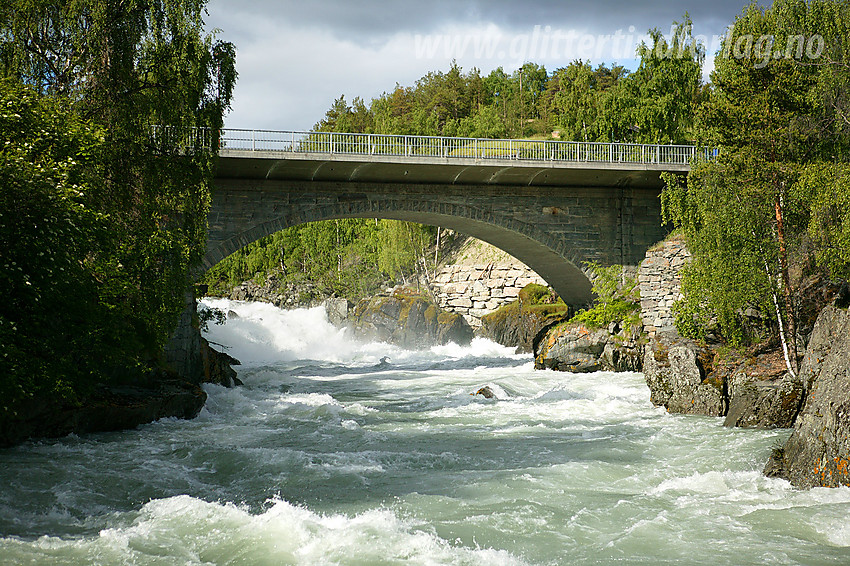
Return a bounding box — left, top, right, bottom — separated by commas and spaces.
481, 284, 570, 353
348, 287, 472, 347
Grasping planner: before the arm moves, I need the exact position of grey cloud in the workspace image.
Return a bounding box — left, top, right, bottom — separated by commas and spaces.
205, 0, 754, 131
208, 0, 748, 44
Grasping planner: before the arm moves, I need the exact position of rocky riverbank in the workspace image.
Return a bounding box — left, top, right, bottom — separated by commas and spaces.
478, 284, 568, 353
534, 321, 643, 373
634, 235, 850, 488
0, 379, 207, 448
0, 295, 241, 448
642, 333, 802, 427
764, 305, 850, 488
222, 275, 324, 309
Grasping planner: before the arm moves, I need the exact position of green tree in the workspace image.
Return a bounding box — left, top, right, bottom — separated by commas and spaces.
600, 16, 704, 143
796, 162, 850, 280
548, 61, 612, 141
0, 80, 109, 413
663, 1, 850, 373
0, 0, 236, 414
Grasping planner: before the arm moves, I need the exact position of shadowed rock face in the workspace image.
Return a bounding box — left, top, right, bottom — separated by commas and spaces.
643, 334, 726, 416
346, 288, 473, 348
642, 333, 804, 426
723, 368, 802, 429
0, 295, 241, 447
0, 381, 207, 448
534, 322, 643, 374
765, 306, 850, 488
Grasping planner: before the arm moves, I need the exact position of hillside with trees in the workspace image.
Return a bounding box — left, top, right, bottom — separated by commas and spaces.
315, 17, 704, 143
203, 219, 443, 301
661, 0, 850, 375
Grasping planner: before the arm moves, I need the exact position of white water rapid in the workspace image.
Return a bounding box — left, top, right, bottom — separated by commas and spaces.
1, 298, 849, 565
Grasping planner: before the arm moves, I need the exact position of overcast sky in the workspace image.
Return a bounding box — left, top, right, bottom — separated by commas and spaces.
206, 0, 755, 131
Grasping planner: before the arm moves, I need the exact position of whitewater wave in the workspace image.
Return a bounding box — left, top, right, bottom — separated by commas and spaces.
200, 299, 526, 371
0, 495, 525, 565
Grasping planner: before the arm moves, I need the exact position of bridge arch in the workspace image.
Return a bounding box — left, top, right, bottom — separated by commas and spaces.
204, 193, 595, 305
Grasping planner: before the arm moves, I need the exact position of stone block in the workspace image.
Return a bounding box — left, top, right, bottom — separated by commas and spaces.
503, 287, 521, 297
471, 281, 489, 294
444, 283, 468, 294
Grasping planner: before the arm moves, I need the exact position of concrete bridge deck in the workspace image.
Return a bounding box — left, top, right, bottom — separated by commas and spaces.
217, 129, 701, 188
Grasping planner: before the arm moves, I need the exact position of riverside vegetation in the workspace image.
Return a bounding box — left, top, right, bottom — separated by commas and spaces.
0, 1, 236, 435
653, 1, 850, 488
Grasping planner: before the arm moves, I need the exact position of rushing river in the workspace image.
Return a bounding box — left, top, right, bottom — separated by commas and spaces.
2, 299, 850, 565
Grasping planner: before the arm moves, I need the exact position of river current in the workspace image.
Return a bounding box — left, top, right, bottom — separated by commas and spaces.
2, 298, 850, 565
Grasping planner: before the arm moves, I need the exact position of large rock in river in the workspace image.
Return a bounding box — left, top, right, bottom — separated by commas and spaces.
723, 363, 802, 429
347, 288, 473, 348
480, 284, 569, 353
642, 332, 804, 426
643, 333, 726, 416
534, 321, 642, 373
765, 306, 850, 488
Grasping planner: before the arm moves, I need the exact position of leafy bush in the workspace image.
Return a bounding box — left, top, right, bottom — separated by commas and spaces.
568, 263, 640, 331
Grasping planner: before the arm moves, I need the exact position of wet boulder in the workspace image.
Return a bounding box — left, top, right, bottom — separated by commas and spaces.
347, 288, 473, 348
480, 284, 569, 353
534, 321, 643, 373
642, 333, 726, 416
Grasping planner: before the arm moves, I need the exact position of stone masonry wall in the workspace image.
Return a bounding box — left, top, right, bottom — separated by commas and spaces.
432, 264, 546, 328
638, 235, 691, 336
208, 178, 667, 306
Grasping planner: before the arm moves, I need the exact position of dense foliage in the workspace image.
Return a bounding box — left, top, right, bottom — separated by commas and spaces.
661, 0, 850, 370
0, 1, 235, 416
315, 18, 704, 143
203, 219, 441, 301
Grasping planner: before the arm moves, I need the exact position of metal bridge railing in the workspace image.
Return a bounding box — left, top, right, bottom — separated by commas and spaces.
218, 129, 712, 166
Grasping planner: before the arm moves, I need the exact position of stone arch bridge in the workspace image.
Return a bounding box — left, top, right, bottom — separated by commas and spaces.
207, 130, 700, 306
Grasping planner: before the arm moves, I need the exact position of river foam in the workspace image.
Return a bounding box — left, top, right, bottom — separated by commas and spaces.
2, 495, 523, 566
